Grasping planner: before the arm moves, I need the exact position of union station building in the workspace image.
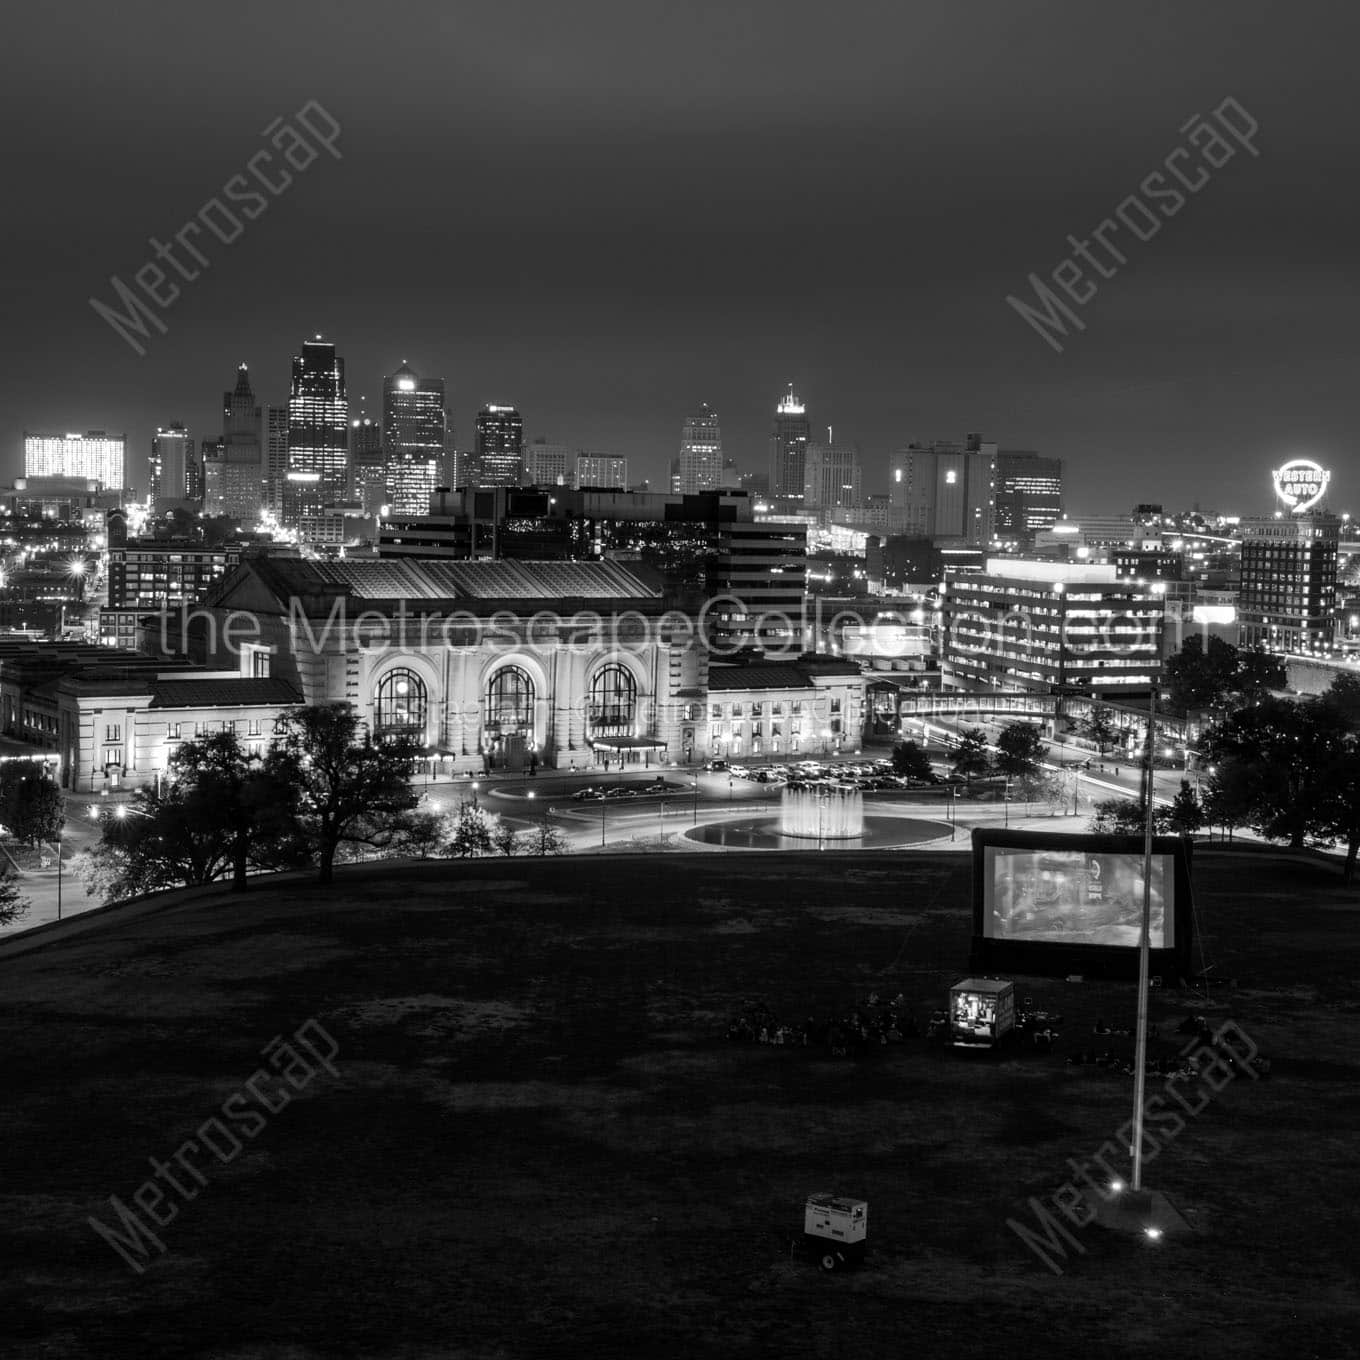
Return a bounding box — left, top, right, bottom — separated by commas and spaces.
1, 557, 866, 790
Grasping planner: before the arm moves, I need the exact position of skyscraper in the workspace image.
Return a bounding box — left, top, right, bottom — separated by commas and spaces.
994, 451, 1064, 546
889, 434, 997, 544
803, 441, 863, 512
148, 423, 193, 509
285, 335, 348, 523
1238, 513, 1340, 654
265, 405, 289, 518
383, 363, 446, 516
678, 403, 722, 494
769, 386, 810, 502
203, 365, 265, 521
475, 405, 524, 488
24, 430, 126, 490
349, 399, 385, 515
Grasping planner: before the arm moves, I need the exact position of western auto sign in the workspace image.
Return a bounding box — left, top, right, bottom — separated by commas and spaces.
1273, 459, 1330, 513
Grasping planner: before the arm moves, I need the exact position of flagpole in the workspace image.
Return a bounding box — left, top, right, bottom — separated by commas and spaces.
1131, 683, 1156, 1190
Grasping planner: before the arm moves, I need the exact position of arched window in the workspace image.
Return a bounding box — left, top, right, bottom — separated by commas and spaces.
589, 664, 637, 734
375, 668, 427, 738
485, 666, 535, 741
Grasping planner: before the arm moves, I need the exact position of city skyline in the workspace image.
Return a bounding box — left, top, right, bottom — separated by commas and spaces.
6, 2, 1358, 517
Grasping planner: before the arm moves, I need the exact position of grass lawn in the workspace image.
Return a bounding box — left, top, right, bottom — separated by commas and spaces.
1, 849, 1358, 1359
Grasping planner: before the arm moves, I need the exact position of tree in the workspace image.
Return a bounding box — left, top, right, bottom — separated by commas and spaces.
167, 731, 300, 890
891, 739, 936, 782
87, 788, 232, 902
0, 764, 65, 846
1314, 737, 1360, 882
1165, 780, 1205, 836
493, 820, 520, 857
950, 727, 992, 789
1090, 796, 1169, 836
1201, 758, 1255, 844
1201, 696, 1347, 850
525, 823, 566, 856
1319, 672, 1360, 732
449, 806, 496, 857
1233, 646, 1286, 703
0, 863, 29, 927
265, 705, 421, 884
995, 723, 1046, 781
1085, 703, 1117, 755
389, 809, 450, 859
1165, 635, 1238, 712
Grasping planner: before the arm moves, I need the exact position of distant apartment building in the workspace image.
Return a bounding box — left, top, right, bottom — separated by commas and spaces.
1237, 513, 1340, 654
99, 542, 243, 648
889, 434, 996, 544
942, 558, 1164, 696
148, 423, 195, 511
524, 440, 571, 488
574, 453, 628, 490
25, 431, 126, 491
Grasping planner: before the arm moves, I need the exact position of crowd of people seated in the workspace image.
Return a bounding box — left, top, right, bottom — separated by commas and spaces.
725, 992, 920, 1055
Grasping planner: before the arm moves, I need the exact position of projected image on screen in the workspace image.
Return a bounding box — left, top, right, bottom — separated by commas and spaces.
984, 849, 1173, 948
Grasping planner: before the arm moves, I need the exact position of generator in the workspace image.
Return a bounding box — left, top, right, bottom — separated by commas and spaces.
803, 1193, 868, 1271
949, 977, 1015, 1048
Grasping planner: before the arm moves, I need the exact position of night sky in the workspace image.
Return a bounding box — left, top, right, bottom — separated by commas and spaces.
4, 0, 1355, 514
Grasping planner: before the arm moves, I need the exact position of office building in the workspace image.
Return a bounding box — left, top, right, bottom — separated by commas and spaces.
803, 442, 862, 512
942, 558, 1164, 696
202, 365, 264, 521
265, 405, 289, 519
524, 440, 571, 488
148, 424, 195, 510
1237, 514, 1340, 654
383, 363, 446, 517
769, 386, 810, 502
474, 405, 524, 488
285, 335, 349, 523
574, 453, 628, 490
24, 431, 126, 491
349, 410, 385, 516
994, 451, 1064, 546
889, 435, 997, 544
678, 404, 722, 494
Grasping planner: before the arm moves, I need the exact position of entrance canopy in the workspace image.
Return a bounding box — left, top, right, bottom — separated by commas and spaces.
591, 735, 666, 752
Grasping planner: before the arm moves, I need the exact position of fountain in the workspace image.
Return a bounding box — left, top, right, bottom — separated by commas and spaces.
778, 784, 865, 840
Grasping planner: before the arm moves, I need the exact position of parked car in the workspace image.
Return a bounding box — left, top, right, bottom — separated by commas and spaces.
604, 785, 636, 799
705, 758, 728, 771
571, 786, 602, 801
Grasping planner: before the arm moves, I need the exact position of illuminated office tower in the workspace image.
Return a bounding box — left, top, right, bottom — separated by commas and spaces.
678, 403, 722, 494
994, 450, 1064, 546
24, 430, 126, 490
383, 363, 446, 516
285, 335, 349, 523
148, 423, 194, 509
474, 404, 524, 488
769, 385, 810, 501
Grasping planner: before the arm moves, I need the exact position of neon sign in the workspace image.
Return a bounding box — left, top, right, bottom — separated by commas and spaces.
1272, 459, 1330, 513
